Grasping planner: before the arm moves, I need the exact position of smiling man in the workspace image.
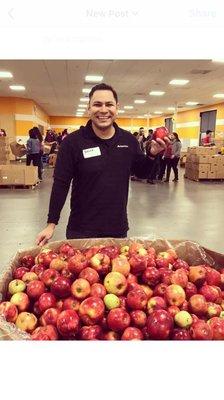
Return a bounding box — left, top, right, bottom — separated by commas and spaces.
36, 83, 169, 245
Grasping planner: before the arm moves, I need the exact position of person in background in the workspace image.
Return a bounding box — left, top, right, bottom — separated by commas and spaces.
26, 128, 42, 181
165, 132, 182, 182
202, 130, 213, 146
45, 129, 57, 154
0, 128, 6, 137
61, 129, 68, 141
36, 82, 169, 245
32, 127, 44, 175
57, 132, 63, 146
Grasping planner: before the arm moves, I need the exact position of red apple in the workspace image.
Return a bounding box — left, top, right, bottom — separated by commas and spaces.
126, 273, 138, 291
129, 254, 148, 275
15, 312, 37, 333
188, 294, 207, 316
50, 257, 68, 272
190, 320, 213, 340
118, 296, 127, 310
170, 269, 188, 288
206, 267, 221, 287
13, 267, 29, 280
40, 307, 60, 326
130, 310, 147, 328
10, 292, 30, 312
38, 293, 57, 313
121, 327, 143, 340
112, 255, 130, 277
140, 285, 153, 300
147, 296, 167, 314
61, 267, 74, 280
50, 276, 71, 298
90, 283, 107, 299
142, 267, 160, 287
107, 307, 130, 332
90, 253, 110, 274
99, 245, 120, 260
41, 268, 60, 287
79, 267, 100, 285
30, 264, 46, 278
172, 259, 189, 271
159, 268, 172, 285
180, 300, 189, 311
103, 331, 120, 340
199, 285, 220, 303
157, 250, 176, 265
22, 272, 38, 284
208, 317, 224, 340
58, 243, 77, 258
63, 297, 80, 311
19, 254, 35, 269
57, 309, 80, 338
71, 278, 90, 300
168, 305, 180, 318
36, 250, 58, 268
79, 325, 102, 340
79, 297, 105, 325
0, 301, 18, 323
188, 266, 206, 287
185, 282, 197, 300
33, 300, 42, 316
129, 242, 147, 256
153, 126, 169, 140
147, 309, 173, 340
68, 253, 89, 274
207, 303, 222, 318
154, 283, 168, 298
31, 325, 58, 340
26, 280, 45, 299
126, 288, 148, 310
165, 284, 186, 306
172, 328, 191, 340
155, 257, 170, 269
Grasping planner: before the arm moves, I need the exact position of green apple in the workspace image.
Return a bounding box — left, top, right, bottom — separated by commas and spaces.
104, 294, 120, 310
8, 279, 26, 295
220, 311, 224, 319
104, 272, 127, 295
174, 310, 193, 328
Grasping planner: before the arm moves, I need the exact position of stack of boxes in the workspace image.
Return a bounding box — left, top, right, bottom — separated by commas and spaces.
0, 165, 38, 186
185, 146, 224, 180
0, 137, 10, 165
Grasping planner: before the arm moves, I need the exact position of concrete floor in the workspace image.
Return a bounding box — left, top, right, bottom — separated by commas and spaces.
0, 166, 223, 273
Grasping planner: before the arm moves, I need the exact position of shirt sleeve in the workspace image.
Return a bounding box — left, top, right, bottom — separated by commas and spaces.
131, 138, 155, 179
47, 137, 77, 224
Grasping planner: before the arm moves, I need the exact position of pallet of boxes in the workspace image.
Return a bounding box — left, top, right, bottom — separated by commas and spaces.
185, 146, 224, 181
0, 138, 39, 188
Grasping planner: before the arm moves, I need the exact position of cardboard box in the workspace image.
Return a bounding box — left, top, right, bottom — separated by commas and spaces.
1, 238, 224, 340
24, 166, 38, 185
216, 171, 224, 179
207, 171, 217, 179
0, 165, 38, 185
194, 155, 210, 164
197, 163, 210, 173
10, 142, 27, 158
210, 164, 219, 172
0, 137, 10, 146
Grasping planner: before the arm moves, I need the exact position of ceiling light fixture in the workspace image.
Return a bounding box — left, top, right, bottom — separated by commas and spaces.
9, 85, 25, 91
85, 75, 103, 82
82, 88, 91, 94
80, 98, 89, 102
124, 106, 134, 109
149, 91, 165, 96
0, 71, 13, 78
186, 101, 198, 106
134, 100, 146, 104
169, 79, 189, 85
213, 93, 224, 98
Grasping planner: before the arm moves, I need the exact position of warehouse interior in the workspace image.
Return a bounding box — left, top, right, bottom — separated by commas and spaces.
0, 59, 224, 270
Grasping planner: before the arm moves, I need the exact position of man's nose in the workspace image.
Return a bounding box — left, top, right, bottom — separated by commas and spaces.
99, 104, 108, 112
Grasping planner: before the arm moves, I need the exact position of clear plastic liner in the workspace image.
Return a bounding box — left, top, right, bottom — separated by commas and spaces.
0, 237, 224, 340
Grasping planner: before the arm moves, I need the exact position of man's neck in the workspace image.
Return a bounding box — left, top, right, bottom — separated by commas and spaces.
91, 122, 115, 140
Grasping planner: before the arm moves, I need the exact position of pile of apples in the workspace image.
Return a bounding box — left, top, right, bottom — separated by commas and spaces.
0, 242, 224, 340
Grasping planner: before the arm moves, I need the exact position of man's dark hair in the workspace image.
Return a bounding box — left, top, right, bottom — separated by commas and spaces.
89, 83, 118, 103
206, 130, 212, 134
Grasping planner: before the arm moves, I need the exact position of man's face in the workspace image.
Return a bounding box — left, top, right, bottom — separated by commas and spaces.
88, 90, 118, 131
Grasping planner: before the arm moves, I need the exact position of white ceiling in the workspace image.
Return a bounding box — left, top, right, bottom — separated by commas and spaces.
0, 60, 224, 117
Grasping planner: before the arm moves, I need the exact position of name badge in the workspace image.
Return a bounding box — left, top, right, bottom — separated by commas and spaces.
83, 146, 101, 159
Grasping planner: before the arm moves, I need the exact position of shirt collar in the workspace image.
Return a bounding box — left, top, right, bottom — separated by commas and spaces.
83, 120, 121, 144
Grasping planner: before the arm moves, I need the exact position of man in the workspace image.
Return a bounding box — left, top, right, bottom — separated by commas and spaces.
202, 130, 213, 146
36, 83, 169, 246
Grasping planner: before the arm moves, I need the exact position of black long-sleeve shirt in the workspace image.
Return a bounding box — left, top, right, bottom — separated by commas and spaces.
47, 120, 154, 236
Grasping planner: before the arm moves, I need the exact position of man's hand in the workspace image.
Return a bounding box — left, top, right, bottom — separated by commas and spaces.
146, 137, 170, 156
36, 224, 56, 247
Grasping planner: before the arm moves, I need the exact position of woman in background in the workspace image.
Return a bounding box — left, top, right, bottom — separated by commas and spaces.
165, 132, 182, 182
26, 128, 42, 181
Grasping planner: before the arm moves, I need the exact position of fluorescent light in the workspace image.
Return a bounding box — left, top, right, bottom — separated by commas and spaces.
154, 111, 162, 114
186, 101, 198, 106
137, 116, 144, 118
85, 75, 103, 83
149, 91, 165, 96
82, 88, 91, 94
124, 105, 134, 109
0, 71, 13, 78
213, 93, 224, 98
169, 79, 189, 85
144, 114, 151, 117
9, 85, 26, 91
80, 98, 89, 102
134, 99, 146, 104
167, 107, 176, 111
78, 104, 87, 108
76, 113, 84, 116
212, 59, 224, 63
77, 109, 85, 113
118, 110, 125, 114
